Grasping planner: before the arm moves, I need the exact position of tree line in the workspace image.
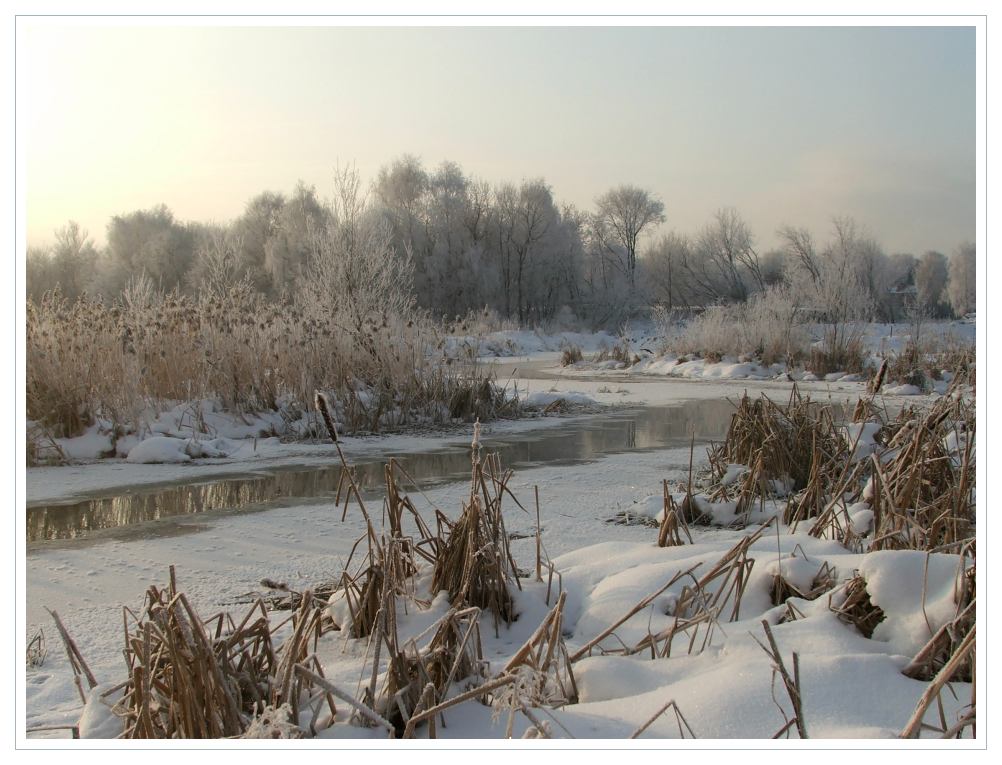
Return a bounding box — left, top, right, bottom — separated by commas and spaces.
26, 156, 977, 325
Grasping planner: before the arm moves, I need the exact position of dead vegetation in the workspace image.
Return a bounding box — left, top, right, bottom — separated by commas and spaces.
51, 395, 574, 739
646, 372, 976, 738
44, 360, 976, 740
559, 344, 582, 366
26, 286, 516, 451
879, 335, 976, 393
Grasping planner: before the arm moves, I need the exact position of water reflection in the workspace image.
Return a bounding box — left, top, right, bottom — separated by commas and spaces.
27, 399, 736, 543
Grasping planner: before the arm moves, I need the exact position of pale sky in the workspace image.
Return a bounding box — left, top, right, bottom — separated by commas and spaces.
21, 24, 975, 255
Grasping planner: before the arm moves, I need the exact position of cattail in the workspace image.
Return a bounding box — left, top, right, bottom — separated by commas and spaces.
870, 359, 888, 395
471, 418, 481, 451
314, 390, 339, 443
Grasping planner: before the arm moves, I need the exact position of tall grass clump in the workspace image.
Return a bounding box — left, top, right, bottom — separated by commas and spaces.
657, 286, 809, 366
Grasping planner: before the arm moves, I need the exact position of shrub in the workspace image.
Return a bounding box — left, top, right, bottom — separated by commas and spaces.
808, 325, 867, 376
658, 286, 809, 366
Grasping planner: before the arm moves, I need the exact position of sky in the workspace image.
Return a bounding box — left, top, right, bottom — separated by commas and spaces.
21, 24, 975, 255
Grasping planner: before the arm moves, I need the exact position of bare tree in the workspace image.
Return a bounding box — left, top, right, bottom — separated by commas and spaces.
641, 232, 697, 309
778, 225, 820, 285
593, 185, 665, 290
681, 208, 760, 302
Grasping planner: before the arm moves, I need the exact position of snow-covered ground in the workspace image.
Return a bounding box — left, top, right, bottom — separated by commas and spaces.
25, 430, 974, 740
23, 319, 977, 741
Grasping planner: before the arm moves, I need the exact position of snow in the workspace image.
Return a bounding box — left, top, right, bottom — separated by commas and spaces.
57, 427, 114, 461
856, 550, 966, 657
77, 685, 125, 739
522, 390, 598, 408
841, 421, 883, 460
23, 320, 978, 741
124, 435, 241, 463
26, 432, 973, 739
883, 384, 923, 396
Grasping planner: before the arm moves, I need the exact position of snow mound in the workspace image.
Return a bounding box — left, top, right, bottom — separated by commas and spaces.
522, 390, 597, 408
78, 685, 125, 739
125, 436, 240, 464
883, 384, 923, 396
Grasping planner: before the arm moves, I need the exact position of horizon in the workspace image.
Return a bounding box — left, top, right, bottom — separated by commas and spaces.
22, 24, 975, 256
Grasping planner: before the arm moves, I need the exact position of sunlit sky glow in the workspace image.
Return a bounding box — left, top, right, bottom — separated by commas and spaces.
22, 24, 974, 255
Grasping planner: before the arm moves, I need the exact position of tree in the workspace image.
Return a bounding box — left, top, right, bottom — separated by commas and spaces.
491, 180, 561, 323
27, 222, 101, 300
914, 250, 949, 317
230, 192, 286, 294
948, 242, 976, 317
778, 225, 820, 285
304, 165, 414, 331
593, 185, 665, 290
188, 224, 243, 298
641, 232, 696, 309
265, 183, 327, 295
106, 205, 194, 293
685, 207, 761, 302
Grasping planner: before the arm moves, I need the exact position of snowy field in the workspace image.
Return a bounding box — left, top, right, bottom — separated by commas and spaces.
26, 427, 973, 740
23, 328, 977, 740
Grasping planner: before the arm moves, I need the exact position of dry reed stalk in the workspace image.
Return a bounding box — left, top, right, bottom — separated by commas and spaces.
899, 624, 976, 739
710, 388, 845, 495
89, 567, 343, 739
376, 596, 487, 737
570, 567, 698, 662
630, 699, 696, 739
402, 673, 517, 739
46, 609, 97, 704
293, 664, 394, 736
500, 591, 577, 707
753, 620, 807, 739
431, 449, 519, 632
868, 359, 888, 395
629, 524, 771, 658
770, 561, 837, 607
658, 480, 692, 547
26, 628, 47, 668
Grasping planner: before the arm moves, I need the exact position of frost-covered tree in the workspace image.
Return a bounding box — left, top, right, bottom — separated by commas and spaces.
491, 179, 563, 324
304, 165, 414, 331
188, 224, 243, 298
684, 208, 761, 302
264, 183, 328, 295
106, 205, 195, 294
229, 192, 285, 294
26, 222, 101, 300
948, 242, 976, 317
593, 185, 665, 290
914, 250, 949, 317
641, 232, 698, 309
